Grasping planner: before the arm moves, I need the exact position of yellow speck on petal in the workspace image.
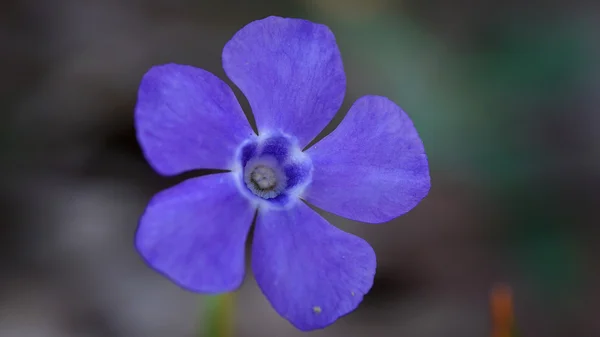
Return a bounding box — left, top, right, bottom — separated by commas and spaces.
351, 291, 355, 296
313, 306, 322, 314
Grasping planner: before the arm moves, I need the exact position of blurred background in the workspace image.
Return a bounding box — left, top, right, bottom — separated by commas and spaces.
1, 0, 599, 336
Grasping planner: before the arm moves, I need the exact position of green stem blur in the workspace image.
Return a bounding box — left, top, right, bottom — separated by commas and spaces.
202, 293, 234, 337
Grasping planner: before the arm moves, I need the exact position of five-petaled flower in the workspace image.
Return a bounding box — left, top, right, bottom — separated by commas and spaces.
134, 16, 430, 331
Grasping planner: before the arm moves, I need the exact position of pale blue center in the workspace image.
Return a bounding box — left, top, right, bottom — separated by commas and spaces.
235, 132, 313, 209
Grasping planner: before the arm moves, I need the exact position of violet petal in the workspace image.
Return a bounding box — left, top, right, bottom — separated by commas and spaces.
136, 173, 255, 293
252, 202, 375, 331
305, 95, 430, 223
222, 16, 345, 148
135, 63, 254, 175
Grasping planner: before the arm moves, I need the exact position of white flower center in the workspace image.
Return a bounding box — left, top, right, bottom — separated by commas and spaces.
235, 132, 313, 208
251, 165, 277, 190
243, 156, 287, 200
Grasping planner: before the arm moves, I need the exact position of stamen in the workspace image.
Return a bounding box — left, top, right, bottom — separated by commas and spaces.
251, 166, 277, 190
243, 157, 287, 199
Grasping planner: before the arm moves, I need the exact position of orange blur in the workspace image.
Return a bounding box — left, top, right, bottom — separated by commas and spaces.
491, 284, 514, 337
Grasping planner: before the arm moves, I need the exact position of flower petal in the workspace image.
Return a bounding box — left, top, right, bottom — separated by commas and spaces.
305, 95, 430, 223
135, 63, 255, 175
252, 202, 375, 331
222, 16, 346, 148
136, 173, 255, 293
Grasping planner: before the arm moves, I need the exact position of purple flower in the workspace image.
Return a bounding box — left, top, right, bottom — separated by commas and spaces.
134, 16, 430, 331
